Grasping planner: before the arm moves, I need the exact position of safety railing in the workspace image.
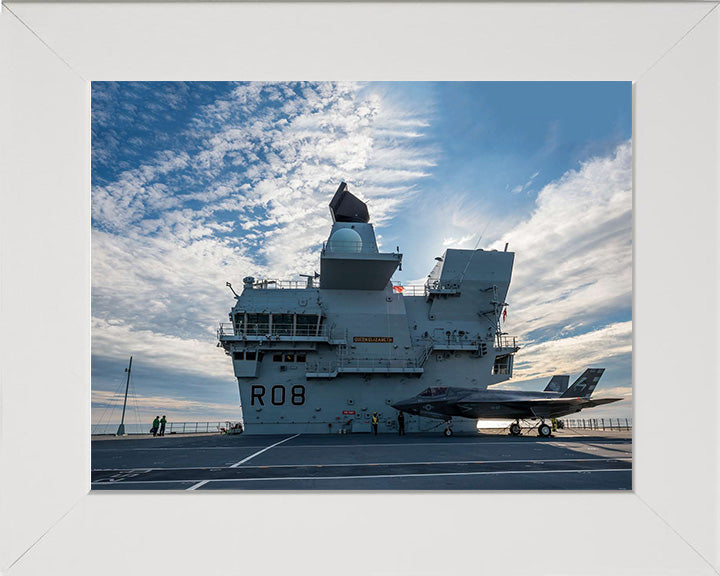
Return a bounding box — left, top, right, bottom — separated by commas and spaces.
218, 323, 330, 339
306, 346, 431, 375
392, 280, 463, 297
251, 279, 319, 289
322, 240, 379, 254
561, 417, 632, 431
91, 421, 233, 436
339, 356, 423, 369
392, 285, 426, 296
496, 335, 518, 349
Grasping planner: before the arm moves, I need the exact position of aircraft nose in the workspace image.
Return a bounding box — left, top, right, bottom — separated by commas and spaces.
391, 398, 414, 412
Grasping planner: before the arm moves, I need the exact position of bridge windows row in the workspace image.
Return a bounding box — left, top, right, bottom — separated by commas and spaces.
232, 351, 307, 363
232, 313, 323, 337
233, 351, 257, 361
273, 353, 306, 363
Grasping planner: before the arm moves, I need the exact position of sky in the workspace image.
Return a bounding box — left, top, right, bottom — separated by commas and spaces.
91, 81, 632, 428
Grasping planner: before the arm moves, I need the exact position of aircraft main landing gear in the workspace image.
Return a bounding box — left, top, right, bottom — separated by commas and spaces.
509, 421, 522, 436
538, 422, 552, 438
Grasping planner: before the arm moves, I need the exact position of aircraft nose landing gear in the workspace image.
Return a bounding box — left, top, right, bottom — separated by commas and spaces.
509, 421, 522, 436
443, 420, 453, 437
537, 422, 552, 438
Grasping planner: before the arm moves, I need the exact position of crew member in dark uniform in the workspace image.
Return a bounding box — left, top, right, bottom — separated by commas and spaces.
397, 411, 405, 436
371, 412, 379, 435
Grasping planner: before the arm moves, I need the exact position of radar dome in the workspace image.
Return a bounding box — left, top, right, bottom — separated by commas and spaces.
328, 228, 363, 253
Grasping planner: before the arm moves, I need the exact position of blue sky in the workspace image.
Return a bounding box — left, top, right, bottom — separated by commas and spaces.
91, 81, 632, 427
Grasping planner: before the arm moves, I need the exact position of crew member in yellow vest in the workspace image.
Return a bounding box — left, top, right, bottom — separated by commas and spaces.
371, 412, 379, 435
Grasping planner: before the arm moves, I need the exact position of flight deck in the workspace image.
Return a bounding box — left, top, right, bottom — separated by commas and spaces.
92, 429, 632, 490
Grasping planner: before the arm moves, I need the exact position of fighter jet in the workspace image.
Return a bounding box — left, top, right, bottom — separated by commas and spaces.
392, 368, 621, 438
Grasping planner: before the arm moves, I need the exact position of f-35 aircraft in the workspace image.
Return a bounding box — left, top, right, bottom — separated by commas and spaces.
392, 368, 621, 438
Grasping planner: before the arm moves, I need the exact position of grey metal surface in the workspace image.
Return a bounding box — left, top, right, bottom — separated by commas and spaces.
218, 184, 519, 434
91, 430, 632, 490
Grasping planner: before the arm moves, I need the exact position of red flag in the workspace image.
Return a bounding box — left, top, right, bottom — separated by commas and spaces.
502, 307, 507, 322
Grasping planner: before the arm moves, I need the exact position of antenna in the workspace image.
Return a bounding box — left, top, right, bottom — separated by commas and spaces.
226, 281, 240, 298
116, 356, 132, 436
458, 225, 489, 284
299, 272, 319, 288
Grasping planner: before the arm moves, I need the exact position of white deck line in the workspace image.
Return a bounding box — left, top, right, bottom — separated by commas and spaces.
228, 433, 301, 468
186, 480, 209, 491
94, 456, 631, 473
96, 467, 631, 487
269, 441, 631, 449
93, 439, 630, 452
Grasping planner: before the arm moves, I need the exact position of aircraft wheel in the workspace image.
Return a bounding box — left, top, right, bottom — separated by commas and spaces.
444, 427, 453, 437
509, 423, 521, 436
538, 423, 552, 438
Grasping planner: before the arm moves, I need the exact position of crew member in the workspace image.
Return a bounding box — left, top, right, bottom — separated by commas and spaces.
371, 412, 379, 435
397, 411, 405, 436
551, 418, 558, 432
151, 416, 160, 437
159, 415, 167, 436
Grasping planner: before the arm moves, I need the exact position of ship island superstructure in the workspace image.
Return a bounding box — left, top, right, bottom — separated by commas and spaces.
218, 183, 518, 434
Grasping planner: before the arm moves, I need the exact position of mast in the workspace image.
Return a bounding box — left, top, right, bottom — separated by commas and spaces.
116, 356, 133, 436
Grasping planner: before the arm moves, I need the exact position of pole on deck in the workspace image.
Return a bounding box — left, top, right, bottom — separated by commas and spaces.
116, 356, 133, 436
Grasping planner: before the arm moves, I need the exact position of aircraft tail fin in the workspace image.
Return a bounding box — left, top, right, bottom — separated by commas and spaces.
544, 375, 569, 393
560, 369, 605, 398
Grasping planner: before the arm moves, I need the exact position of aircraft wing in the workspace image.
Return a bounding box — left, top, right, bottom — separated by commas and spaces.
456, 397, 602, 419
583, 397, 624, 408
457, 397, 586, 409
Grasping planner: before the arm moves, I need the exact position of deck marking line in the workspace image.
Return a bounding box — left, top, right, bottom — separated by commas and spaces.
186, 480, 210, 491
93, 438, 629, 453
93, 468, 631, 486
229, 433, 301, 468
271, 440, 631, 449
92, 457, 631, 474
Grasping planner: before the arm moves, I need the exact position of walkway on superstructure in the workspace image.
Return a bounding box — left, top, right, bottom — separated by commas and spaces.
92, 429, 632, 490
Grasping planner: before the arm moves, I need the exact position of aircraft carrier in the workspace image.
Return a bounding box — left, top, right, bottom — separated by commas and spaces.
92, 182, 632, 490
217, 182, 519, 435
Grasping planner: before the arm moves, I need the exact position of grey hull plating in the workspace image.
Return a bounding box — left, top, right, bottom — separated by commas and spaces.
218, 183, 518, 434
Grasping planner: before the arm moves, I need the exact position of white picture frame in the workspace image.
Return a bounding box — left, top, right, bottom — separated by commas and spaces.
1, 2, 718, 574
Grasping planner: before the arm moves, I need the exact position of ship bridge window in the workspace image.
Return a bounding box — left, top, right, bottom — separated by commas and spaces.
272, 353, 305, 363
233, 351, 258, 361
419, 387, 447, 397
296, 314, 320, 337
232, 313, 244, 335
272, 314, 294, 336
493, 354, 511, 375
246, 313, 269, 335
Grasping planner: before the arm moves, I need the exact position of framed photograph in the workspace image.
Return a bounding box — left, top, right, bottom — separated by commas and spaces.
1, 2, 718, 575
88, 79, 633, 493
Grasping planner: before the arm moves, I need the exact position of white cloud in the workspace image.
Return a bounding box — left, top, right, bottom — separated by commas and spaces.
92, 317, 231, 379
495, 141, 632, 341
92, 82, 436, 378
92, 390, 241, 424
91, 84, 632, 422
511, 321, 632, 381
510, 170, 540, 194
442, 232, 477, 248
